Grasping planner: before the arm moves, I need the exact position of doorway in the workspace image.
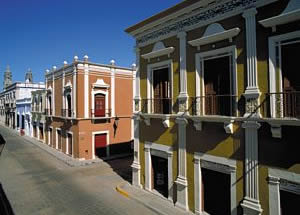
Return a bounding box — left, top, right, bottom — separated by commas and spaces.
201, 168, 231, 215
151, 155, 168, 198
280, 190, 300, 215
204, 56, 232, 116
67, 133, 73, 156
95, 133, 107, 158
57, 129, 62, 150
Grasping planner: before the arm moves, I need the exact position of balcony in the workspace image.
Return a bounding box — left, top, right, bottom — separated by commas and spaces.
90, 109, 111, 118
61, 109, 74, 118
263, 92, 300, 119
189, 95, 239, 117
141, 98, 172, 114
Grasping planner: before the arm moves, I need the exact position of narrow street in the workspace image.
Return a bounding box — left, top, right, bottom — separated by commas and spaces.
0, 125, 157, 215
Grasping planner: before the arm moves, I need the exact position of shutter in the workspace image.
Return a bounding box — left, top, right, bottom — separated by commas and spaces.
95, 95, 105, 117
95, 134, 107, 148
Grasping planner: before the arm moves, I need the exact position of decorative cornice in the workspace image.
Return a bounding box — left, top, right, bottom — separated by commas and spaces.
188, 23, 240, 50
135, 0, 277, 46
259, 0, 300, 32
141, 41, 174, 62
92, 79, 110, 89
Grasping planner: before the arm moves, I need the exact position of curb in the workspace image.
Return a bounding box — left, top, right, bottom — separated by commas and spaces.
116, 184, 129, 198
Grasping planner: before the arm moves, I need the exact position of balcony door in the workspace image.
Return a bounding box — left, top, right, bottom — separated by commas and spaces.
281, 42, 300, 118
94, 94, 105, 117
204, 56, 232, 116
153, 67, 170, 114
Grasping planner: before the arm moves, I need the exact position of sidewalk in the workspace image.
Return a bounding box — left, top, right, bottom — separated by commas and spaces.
116, 182, 193, 215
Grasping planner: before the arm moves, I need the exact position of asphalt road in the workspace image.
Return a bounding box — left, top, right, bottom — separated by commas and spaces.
0, 125, 157, 215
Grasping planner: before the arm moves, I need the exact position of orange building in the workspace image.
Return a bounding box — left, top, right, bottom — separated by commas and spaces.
44, 56, 135, 160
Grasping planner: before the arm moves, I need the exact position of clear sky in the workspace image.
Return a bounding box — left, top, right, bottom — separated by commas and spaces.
0, 0, 182, 89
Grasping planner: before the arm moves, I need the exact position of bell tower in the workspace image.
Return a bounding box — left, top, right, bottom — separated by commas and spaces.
25, 68, 33, 83
3, 65, 12, 90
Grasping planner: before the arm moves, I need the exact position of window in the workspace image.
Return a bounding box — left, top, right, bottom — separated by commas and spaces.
94, 94, 105, 117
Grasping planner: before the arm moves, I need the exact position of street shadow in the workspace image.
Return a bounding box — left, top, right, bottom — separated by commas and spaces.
0, 183, 14, 215
105, 156, 133, 183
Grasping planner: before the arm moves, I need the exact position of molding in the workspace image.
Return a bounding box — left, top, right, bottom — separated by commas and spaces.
66, 131, 74, 157
132, 0, 278, 47
194, 153, 237, 215
144, 141, 174, 202
141, 42, 174, 62
92, 78, 110, 89
91, 89, 109, 118
270, 124, 282, 139
64, 80, 72, 89
162, 116, 170, 128
188, 23, 240, 50
259, 0, 300, 32
192, 118, 203, 131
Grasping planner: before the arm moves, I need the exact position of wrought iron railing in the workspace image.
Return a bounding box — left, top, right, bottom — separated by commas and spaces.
263, 92, 300, 119
45, 109, 53, 116
141, 98, 172, 114
90, 109, 111, 118
61, 109, 74, 118
189, 95, 239, 117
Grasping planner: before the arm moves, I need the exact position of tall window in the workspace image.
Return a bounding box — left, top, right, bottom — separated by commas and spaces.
67, 94, 72, 117
48, 96, 52, 115
153, 67, 171, 114
94, 94, 105, 117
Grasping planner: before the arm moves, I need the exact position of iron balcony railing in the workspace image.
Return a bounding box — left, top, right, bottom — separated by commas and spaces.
189, 95, 239, 117
45, 109, 53, 116
263, 92, 300, 119
141, 98, 172, 114
90, 109, 111, 118
61, 109, 74, 118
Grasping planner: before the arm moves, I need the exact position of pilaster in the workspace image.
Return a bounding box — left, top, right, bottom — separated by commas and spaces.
131, 114, 142, 188
175, 117, 189, 211
73, 66, 77, 118
134, 48, 141, 112
177, 32, 188, 113
243, 8, 261, 117
84, 56, 89, 118
241, 121, 262, 215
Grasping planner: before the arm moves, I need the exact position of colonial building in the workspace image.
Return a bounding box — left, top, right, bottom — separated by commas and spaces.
44, 56, 135, 160
0, 68, 45, 132
126, 0, 300, 214
31, 89, 47, 142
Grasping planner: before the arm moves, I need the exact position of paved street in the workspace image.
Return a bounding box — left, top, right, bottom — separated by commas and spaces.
0, 125, 159, 215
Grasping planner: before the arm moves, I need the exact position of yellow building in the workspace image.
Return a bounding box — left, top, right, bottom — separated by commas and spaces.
126, 0, 300, 214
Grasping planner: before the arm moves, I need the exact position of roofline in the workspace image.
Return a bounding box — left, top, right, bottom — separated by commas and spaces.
125, 0, 199, 34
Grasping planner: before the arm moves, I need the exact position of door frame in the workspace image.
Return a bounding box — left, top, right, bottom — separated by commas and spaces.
144, 141, 174, 202
55, 128, 62, 150
92, 130, 109, 159
195, 45, 237, 115
66, 131, 74, 157
194, 152, 237, 215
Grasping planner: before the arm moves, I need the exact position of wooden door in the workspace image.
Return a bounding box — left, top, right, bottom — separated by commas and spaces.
153, 68, 169, 114
95, 94, 105, 117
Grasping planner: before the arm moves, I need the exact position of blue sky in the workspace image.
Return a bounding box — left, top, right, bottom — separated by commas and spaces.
0, 0, 181, 88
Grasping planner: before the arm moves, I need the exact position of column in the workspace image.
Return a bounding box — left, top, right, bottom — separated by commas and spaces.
73, 65, 77, 118
144, 145, 151, 191
111, 67, 115, 117
268, 176, 280, 215
131, 114, 142, 188
175, 117, 189, 211
241, 121, 262, 215
134, 48, 141, 112
62, 68, 65, 112
84, 56, 89, 118
177, 32, 189, 113
243, 8, 261, 116
52, 68, 56, 116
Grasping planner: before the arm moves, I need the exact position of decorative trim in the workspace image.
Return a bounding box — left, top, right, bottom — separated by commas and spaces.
188, 23, 240, 50
268, 168, 300, 215
91, 89, 109, 118
66, 131, 74, 157
134, 0, 278, 46
92, 78, 110, 89
194, 153, 237, 215
259, 0, 300, 32
144, 141, 174, 202
141, 42, 174, 62
64, 80, 72, 89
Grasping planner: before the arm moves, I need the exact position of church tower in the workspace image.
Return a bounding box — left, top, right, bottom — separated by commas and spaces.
3, 65, 12, 90
25, 68, 33, 83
